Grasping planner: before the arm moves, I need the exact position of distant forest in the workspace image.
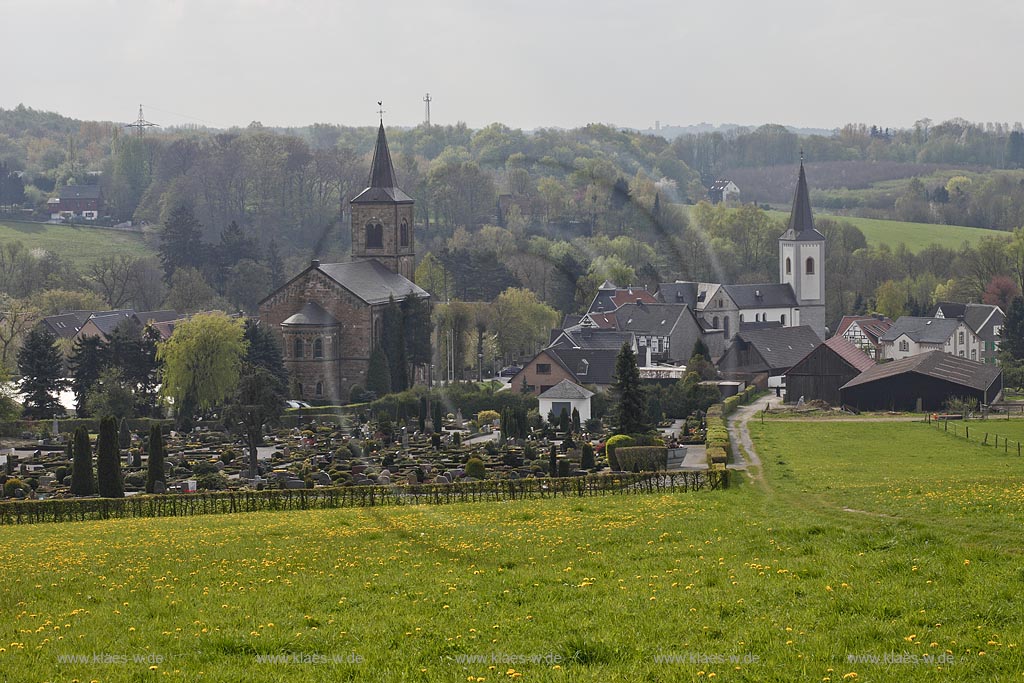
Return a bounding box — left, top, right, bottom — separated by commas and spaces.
2, 105, 1024, 365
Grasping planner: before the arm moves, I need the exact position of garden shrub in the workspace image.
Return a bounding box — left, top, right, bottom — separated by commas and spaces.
616, 445, 668, 472
604, 434, 634, 471
465, 457, 487, 480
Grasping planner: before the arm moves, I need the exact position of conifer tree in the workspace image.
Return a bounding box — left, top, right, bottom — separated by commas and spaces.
146, 424, 165, 494
366, 347, 392, 397
548, 444, 557, 477
70, 425, 94, 496
17, 326, 67, 419
96, 416, 124, 498
611, 342, 650, 435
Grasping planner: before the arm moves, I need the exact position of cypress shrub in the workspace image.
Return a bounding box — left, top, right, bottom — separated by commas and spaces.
548, 445, 557, 477
70, 425, 94, 496
118, 418, 132, 449
146, 424, 165, 494
96, 416, 124, 498
581, 442, 595, 470
465, 457, 486, 480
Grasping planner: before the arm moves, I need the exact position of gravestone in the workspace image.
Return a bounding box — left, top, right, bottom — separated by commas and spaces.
285, 478, 306, 489
407, 472, 418, 485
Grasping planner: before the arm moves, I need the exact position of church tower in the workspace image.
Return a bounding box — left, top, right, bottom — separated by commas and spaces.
350, 122, 416, 281
779, 160, 826, 338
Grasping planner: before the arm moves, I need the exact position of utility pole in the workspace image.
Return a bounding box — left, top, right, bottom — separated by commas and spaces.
423, 93, 432, 127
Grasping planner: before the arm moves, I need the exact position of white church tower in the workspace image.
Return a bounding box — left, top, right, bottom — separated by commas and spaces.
779, 160, 826, 338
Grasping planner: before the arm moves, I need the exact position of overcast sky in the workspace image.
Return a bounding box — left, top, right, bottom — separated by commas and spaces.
2, 0, 1020, 131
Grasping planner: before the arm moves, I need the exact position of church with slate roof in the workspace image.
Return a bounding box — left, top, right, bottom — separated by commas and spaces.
258, 121, 429, 403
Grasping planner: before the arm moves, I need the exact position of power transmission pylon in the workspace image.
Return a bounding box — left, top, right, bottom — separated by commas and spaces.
126, 104, 158, 137
423, 93, 432, 127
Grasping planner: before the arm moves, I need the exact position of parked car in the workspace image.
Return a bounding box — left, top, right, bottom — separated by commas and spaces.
499, 365, 523, 377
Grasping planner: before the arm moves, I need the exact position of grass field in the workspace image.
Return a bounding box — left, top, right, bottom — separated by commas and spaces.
0, 219, 155, 267
764, 210, 1005, 252
1, 421, 1022, 681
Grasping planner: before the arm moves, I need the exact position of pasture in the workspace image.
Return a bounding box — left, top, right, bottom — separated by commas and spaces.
0, 219, 154, 267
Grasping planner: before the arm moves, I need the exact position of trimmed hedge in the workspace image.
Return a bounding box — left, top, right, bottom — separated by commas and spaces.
0, 418, 173, 438
616, 445, 668, 472
705, 404, 730, 466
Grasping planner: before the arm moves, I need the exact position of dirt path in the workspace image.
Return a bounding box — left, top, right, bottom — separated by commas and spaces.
725, 395, 774, 487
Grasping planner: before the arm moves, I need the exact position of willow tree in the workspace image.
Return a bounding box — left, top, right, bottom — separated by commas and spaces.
157, 312, 247, 427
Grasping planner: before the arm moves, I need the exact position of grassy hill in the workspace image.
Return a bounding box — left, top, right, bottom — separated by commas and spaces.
1, 419, 1021, 681
0, 219, 155, 267
765, 210, 1006, 252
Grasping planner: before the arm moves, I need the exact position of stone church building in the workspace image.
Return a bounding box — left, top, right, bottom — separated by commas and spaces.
258, 122, 429, 403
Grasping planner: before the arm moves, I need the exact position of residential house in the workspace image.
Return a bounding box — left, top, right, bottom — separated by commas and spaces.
835, 315, 893, 360
587, 281, 658, 314
510, 347, 620, 396
708, 179, 740, 204
52, 185, 103, 220
931, 302, 1004, 364
879, 317, 982, 362
784, 335, 875, 405
716, 325, 822, 394
840, 350, 1002, 411
612, 301, 721, 363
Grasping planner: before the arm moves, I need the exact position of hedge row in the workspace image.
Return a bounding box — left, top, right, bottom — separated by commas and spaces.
0, 471, 730, 525
616, 446, 668, 472
722, 385, 761, 416
0, 418, 174, 438
705, 404, 730, 465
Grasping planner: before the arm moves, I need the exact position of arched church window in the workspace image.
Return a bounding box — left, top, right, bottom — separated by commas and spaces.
313, 338, 323, 358
400, 219, 409, 247
806, 257, 815, 275
315, 381, 323, 397
786, 257, 792, 275
294, 338, 304, 358
374, 318, 382, 344
712, 316, 719, 329
366, 222, 384, 249
724, 316, 730, 338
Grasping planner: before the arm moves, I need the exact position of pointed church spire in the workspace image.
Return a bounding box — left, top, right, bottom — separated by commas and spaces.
368, 121, 398, 189
782, 159, 824, 241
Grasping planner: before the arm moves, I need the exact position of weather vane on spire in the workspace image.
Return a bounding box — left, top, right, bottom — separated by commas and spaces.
377, 101, 386, 123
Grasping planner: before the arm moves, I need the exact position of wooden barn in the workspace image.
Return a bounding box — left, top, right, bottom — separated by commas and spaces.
785, 335, 875, 405
839, 350, 1002, 412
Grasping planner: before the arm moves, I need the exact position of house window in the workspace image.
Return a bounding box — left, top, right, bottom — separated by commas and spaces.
365, 222, 384, 249
577, 359, 589, 376
959, 350, 965, 357
785, 257, 792, 275
313, 338, 323, 358
958, 331, 964, 344
294, 338, 304, 358
717, 299, 723, 308
780, 314, 786, 325
805, 257, 815, 275
971, 349, 977, 360
537, 363, 551, 375
400, 219, 409, 247
315, 381, 323, 397
712, 316, 719, 329
899, 339, 909, 352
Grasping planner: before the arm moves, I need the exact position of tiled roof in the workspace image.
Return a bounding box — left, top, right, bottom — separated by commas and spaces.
550, 329, 635, 351
547, 347, 621, 386
841, 350, 1001, 392
613, 302, 692, 335
823, 334, 876, 372
59, 184, 101, 200
720, 325, 822, 372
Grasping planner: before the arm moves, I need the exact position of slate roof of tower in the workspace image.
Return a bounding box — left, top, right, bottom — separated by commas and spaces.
779, 162, 825, 241
351, 123, 413, 204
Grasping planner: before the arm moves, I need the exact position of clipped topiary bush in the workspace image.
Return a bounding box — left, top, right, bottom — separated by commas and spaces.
615, 445, 668, 472
465, 457, 487, 480
604, 434, 634, 471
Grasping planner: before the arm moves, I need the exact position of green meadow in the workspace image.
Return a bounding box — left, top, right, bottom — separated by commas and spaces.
764, 210, 1004, 252
0, 219, 154, 267
1, 420, 1021, 681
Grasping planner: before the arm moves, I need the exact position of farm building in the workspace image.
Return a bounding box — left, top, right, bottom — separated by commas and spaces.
839, 350, 1002, 412
784, 334, 875, 405
716, 325, 821, 394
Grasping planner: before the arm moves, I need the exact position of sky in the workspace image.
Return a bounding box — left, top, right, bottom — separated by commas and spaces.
2, 0, 1021, 132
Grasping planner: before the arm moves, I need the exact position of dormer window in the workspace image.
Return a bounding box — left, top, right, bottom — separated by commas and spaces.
578, 359, 589, 376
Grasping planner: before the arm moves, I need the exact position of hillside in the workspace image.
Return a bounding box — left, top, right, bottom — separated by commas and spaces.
0, 219, 155, 267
